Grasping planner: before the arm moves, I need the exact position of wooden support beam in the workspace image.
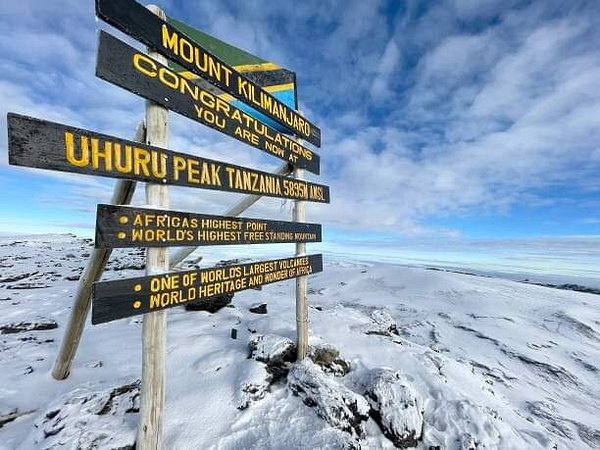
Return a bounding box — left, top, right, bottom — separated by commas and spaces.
51, 121, 144, 380
137, 5, 168, 449
293, 165, 309, 360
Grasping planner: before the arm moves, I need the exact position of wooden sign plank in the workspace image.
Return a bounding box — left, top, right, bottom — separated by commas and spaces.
95, 204, 322, 248
92, 254, 323, 324
167, 16, 298, 134
96, 32, 320, 175
7, 113, 330, 203
95, 0, 321, 148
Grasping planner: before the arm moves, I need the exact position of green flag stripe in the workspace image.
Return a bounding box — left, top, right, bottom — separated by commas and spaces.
168, 17, 268, 67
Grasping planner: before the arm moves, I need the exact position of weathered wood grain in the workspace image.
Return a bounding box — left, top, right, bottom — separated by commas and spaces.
96, 31, 320, 174
92, 254, 323, 324
7, 113, 330, 203
95, 204, 322, 248
95, 0, 321, 147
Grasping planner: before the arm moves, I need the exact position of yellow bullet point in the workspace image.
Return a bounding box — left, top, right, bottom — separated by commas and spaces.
133, 300, 142, 309
134, 284, 142, 292
117, 232, 126, 239
119, 216, 129, 224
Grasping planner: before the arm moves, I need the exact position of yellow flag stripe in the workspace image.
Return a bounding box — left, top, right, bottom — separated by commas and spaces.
179, 61, 282, 81
216, 82, 295, 102
233, 62, 281, 72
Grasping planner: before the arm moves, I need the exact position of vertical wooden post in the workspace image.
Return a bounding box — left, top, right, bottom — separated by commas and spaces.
293, 166, 309, 360
137, 5, 168, 449
52, 121, 144, 380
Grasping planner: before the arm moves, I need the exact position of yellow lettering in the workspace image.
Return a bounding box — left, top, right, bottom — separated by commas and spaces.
133, 147, 151, 176
161, 24, 179, 55
91, 139, 112, 171
173, 156, 186, 181
64, 132, 89, 167
133, 53, 157, 78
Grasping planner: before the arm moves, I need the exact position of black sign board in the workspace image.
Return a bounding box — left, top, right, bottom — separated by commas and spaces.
7, 113, 330, 203
95, 0, 321, 148
96, 32, 320, 175
96, 204, 322, 248
92, 254, 323, 324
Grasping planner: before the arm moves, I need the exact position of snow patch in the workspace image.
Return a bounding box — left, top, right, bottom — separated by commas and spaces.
362, 368, 423, 448
288, 360, 370, 438
22, 380, 139, 449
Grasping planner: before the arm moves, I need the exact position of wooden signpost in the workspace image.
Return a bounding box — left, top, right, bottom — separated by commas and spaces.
92, 254, 323, 324
95, 204, 322, 248
96, 31, 320, 174
7, 113, 329, 203
166, 15, 298, 134
7, 2, 328, 448
95, 0, 321, 147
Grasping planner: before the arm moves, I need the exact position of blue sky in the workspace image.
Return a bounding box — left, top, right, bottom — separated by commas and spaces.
2, 0, 600, 277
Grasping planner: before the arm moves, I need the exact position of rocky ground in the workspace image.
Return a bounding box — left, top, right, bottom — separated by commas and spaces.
0, 234, 599, 449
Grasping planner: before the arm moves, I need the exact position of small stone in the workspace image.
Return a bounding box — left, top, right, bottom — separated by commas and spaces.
362, 368, 423, 448
309, 344, 351, 377
288, 360, 369, 438
249, 334, 296, 381
249, 303, 268, 314
185, 293, 234, 312
1, 320, 58, 334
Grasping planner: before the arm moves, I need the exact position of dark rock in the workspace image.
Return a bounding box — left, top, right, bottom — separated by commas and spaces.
1, 320, 58, 334
308, 287, 325, 295
6, 283, 50, 290
288, 360, 369, 438
185, 292, 234, 313
237, 335, 295, 410
30, 380, 139, 448
249, 334, 296, 381
0, 271, 38, 283
98, 381, 140, 415
216, 259, 242, 267
362, 368, 423, 448
521, 280, 600, 296
249, 303, 268, 314
0, 409, 36, 429
309, 344, 351, 376
184, 259, 246, 312
45, 410, 59, 420
365, 310, 399, 336
236, 364, 272, 410
64, 275, 80, 281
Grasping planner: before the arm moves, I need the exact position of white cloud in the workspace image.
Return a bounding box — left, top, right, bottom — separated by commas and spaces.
2, 0, 600, 240
370, 39, 401, 100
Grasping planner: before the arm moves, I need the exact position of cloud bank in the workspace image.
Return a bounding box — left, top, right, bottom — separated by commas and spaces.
1, 0, 600, 239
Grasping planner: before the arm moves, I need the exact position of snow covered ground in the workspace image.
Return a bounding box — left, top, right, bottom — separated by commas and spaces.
0, 235, 599, 449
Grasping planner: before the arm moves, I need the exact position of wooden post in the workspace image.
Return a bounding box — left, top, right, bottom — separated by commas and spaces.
52, 121, 144, 380
137, 5, 169, 450
293, 166, 309, 360
168, 162, 293, 268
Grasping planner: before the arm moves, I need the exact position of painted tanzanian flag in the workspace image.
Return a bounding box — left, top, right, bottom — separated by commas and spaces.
167, 17, 298, 133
